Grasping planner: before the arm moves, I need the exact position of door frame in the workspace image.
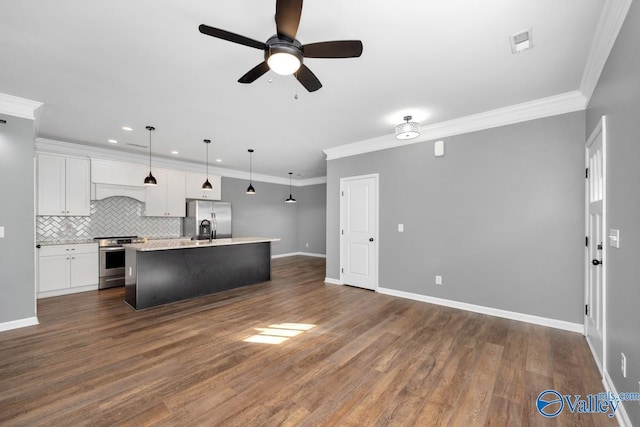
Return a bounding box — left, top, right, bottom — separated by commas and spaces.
339, 173, 379, 290
584, 115, 607, 375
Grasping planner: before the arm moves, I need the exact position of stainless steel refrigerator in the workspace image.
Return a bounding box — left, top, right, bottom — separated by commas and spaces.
184, 200, 232, 239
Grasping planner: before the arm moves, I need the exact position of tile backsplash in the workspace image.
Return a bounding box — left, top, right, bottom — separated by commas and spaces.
37, 196, 181, 243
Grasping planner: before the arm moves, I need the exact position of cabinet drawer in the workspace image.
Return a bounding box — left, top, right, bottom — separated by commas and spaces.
40, 243, 98, 256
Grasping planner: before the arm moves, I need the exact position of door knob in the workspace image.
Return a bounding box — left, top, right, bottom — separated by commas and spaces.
592, 259, 602, 266
369, 238, 374, 242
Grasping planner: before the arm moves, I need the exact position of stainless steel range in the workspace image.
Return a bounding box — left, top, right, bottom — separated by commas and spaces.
95, 236, 146, 289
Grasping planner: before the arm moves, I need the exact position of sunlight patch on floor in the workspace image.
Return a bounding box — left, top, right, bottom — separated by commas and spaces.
243, 323, 316, 345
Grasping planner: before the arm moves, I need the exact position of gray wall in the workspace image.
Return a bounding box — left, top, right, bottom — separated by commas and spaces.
586, 2, 640, 424
0, 114, 36, 324
222, 176, 318, 256
327, 111, 585, 323
296, 184, 326, 255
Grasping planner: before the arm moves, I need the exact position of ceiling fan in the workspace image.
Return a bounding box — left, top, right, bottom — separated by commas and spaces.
199, 0, 363, 92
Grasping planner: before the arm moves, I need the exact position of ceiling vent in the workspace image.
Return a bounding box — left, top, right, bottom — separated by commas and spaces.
510, 29, 533, 54
126, 143, 148, 149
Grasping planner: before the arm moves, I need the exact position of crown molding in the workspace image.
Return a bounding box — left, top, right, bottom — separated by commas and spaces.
0, 93, 43, 121
324, 90, 587, 161
580, 0, 633, 103
34, 138, 325, 187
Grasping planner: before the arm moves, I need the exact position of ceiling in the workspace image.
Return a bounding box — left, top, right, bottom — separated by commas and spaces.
0, 0, 605, 180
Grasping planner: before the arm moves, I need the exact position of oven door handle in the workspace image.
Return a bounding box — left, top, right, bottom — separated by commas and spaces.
100, 246, 125, 251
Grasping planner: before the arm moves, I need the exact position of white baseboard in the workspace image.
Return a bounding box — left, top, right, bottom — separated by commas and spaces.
0, 316, 39, 332
298, 252, 326, 258
603, 370, 633, 427
324, 277, 343, 285
272, 252, 326, 259
37, 284, 98, 299
377, 287, 583, 333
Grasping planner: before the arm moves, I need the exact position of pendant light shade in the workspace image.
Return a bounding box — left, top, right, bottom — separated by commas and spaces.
285, 172, 296, 203
395, 115, 420, 140
202, 139, 212, 191
246, 149, 256, 194
144, 126, 157, 186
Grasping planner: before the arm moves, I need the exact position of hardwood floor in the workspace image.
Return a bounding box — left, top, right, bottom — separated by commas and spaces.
0, 256, 614, 426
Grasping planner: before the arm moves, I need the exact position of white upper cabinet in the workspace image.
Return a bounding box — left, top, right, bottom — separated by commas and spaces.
37, 153, 90, 216
185, 172, 222, 200
144, 169, 186, 217
91, 159, 148, 186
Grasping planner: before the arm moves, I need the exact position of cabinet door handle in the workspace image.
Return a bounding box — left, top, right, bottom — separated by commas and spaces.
71, 257, 75, 260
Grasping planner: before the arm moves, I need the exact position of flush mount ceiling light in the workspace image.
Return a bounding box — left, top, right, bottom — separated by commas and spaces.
246, 149, 256, 194
202, 139, 212, 191
143, 126, 157, 186
510, 29, 533, 54
395, 115, 420, 140
285, 172, 296, 203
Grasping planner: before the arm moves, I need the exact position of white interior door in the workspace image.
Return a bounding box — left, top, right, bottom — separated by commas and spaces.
340, 174, 378, 290
585, 116, 606, 374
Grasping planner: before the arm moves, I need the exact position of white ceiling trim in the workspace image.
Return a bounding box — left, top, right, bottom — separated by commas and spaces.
324, 90, 587, 161
0, 93, 42, 121
35, 138, 326, 187
580, 0, 633, 103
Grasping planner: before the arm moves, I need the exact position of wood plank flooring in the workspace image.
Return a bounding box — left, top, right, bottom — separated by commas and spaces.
0, 256, 615, 426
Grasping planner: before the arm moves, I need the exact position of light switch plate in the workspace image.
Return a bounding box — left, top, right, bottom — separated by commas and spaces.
434, 140, 445, 157
0, 226, 4, 238
398, 224, 404, 232
609, 229, 620, 248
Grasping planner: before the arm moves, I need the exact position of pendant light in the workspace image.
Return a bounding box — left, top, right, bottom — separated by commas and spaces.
202, 139, 212, 191
143, 126, 157, 186
246, 149, 256, 194
395, 115, 420, 140
285, 172, 296, 203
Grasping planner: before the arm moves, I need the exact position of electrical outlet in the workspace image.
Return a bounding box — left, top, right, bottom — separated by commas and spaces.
435, 275, 442, 285
305, 242, 309, 248
0, 226, 4, 238
621, 353, 627, 378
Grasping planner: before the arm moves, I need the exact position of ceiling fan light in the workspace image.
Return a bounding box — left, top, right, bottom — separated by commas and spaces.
395, 116, 420, 140
268, 52, 301, 75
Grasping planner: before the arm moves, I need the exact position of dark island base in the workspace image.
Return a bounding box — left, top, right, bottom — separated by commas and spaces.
125, 242, 271, 310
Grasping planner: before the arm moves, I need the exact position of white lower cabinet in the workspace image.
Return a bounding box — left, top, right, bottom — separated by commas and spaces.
38, 243, 99, 298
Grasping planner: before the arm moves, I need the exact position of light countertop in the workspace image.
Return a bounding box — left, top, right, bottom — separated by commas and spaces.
123, 237, 280, 252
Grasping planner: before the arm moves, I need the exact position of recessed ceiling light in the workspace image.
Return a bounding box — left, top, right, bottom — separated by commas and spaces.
122, 126, 133, 131
108, 139, 118, 144
171, 150, 179, 155
216, 159, 222, 162
510, 29, 533, 54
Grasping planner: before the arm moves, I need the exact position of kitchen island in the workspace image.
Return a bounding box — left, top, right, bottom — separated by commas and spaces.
124, 237, 279, 309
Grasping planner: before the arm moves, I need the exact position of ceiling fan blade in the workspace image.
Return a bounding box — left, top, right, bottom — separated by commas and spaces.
199, 24, 267, 50
275, 0, 303, 41
238, 62, 270, 83
302, 40, 363, 58
295, 64, 322, 92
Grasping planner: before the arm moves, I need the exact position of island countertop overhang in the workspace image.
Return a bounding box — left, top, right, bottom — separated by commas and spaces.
124, 237, 280, 252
